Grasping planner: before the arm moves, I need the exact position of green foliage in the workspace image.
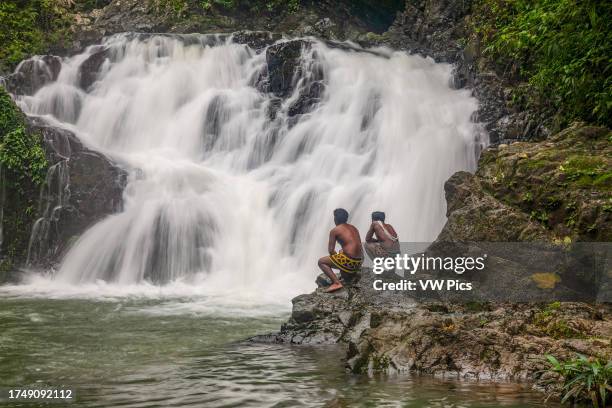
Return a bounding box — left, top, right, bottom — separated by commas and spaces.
0, 2, 44, 73
0, 0, 73, 74
262, 0, 299, 13
0, 89, 25, 136
532, 303, 585, 339
559, 155, 611, 190
155, 0, 189, 16
201, 0, 233, 9
472, 0, 612, 127
545, 354, 612, 407
0, 89, 47, 188
0, 88, 47, 273
160, 0, 300, 17
0, 127, 47, 187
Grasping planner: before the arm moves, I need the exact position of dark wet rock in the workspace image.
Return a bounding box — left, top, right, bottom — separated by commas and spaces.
78, 46, 110, 91
287, 80, 324, 118
2, 56, 62, 96
260, 265, 611, 385
386, 0, 472, 63
79, 0, 159, 39
60, 0, 404, 55
256, 270, 415, 346
231, 31, 282, 51
263, 40, 325, 119
265, 40, 311, 98
24, 117, 127, 268
347, 301, 611, 382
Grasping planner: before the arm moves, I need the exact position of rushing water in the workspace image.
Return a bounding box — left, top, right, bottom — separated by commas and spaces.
15, 33, 485, 299
0, 295, 557, 408
0, 34, 516, 406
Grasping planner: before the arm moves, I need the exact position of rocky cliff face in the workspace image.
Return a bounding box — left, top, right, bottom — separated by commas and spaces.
0, 87, 126, 281
24, 118, 127, 271
253, 269, 611, 384
441, 124, 611, 242
59, 0, 404, 53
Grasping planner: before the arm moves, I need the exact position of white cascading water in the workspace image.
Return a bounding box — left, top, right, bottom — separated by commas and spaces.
14, 33, 485, 306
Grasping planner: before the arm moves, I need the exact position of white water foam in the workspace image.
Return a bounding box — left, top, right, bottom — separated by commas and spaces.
4, 33, 486, 311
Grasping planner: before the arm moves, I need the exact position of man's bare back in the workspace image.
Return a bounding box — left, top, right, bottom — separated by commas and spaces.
367, 222, 398, 249
364, 211, 400, 261
329, 224, 363, 259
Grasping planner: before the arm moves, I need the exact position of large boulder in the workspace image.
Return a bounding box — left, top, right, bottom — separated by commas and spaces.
2, 56, 62, 95
263, 39, 325, 120
438, 171, 549, 242
0, 88, 127, 280
231, 31, 281, 51
265, 40, 311, 98
24, 117, 128, 269
386, 0, 473, 63
78, 46, 110, 91
420, 123, 611, 304
474, 123, 611, 241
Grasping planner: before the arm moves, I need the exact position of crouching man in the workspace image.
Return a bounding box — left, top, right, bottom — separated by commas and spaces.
317, 208, 363, 293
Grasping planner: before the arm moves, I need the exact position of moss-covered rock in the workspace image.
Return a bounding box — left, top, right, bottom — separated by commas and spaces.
476, 123, 611, 241
0, 88, 47, 282
438, 171, 550, 242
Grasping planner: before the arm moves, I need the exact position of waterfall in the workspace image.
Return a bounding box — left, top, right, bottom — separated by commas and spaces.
15, 33, 486, 302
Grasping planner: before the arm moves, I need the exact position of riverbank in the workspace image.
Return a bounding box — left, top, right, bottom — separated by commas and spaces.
254, 268, 611, 386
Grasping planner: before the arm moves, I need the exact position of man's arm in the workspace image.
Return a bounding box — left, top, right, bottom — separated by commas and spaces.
365, 224, 378, 243
328, 228, 337, 255
372, 222, 387, 242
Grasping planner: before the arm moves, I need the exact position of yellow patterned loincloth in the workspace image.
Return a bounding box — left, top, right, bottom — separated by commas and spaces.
329, 252, 363, 274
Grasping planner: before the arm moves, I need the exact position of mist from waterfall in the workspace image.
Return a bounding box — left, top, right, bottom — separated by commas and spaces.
14, 33, 485, 305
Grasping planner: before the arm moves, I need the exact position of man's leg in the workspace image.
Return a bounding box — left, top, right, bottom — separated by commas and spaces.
318, 256, 343, 292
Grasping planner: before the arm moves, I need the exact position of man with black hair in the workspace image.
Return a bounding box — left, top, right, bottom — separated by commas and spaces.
317, 208, 363, 293
364, 211, 400, 261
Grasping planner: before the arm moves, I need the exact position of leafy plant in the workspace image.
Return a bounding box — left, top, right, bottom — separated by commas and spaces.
471, 0, 612, 127
0, 89, 48, 189
545, 354, 612, 407
0, 0, 73, 74
162, 0, 300, 17
0, 127, 47, 186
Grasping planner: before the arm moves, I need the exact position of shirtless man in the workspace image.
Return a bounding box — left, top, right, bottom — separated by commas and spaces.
317, 208, 363, 293
364, 211, 400, 261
